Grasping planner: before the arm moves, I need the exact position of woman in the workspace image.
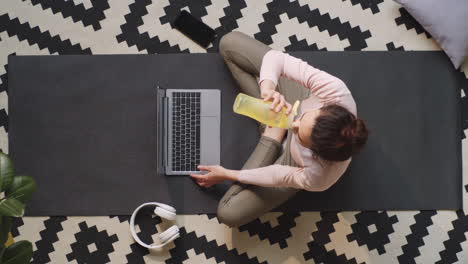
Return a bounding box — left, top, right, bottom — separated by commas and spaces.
190, 32, 368, 227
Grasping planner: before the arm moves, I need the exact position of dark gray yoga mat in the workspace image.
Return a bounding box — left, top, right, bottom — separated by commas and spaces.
8, 52, 462, 216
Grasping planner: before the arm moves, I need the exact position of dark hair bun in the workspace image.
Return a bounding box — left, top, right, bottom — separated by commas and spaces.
310, 105, 369, 162
341, 118, 368, 147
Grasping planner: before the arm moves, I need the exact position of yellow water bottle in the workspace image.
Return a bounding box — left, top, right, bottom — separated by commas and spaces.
233, 93, 300, 129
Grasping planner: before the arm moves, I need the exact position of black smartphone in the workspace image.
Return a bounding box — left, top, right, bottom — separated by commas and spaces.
173, 10, 217, 48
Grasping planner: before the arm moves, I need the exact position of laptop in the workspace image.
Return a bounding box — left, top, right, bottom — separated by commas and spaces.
156, 86, 221, 175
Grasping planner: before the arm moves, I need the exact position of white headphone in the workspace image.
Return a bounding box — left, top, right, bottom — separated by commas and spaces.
130, 202, 180, 249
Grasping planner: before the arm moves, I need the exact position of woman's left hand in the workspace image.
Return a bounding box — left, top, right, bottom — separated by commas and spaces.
260, 80, 292, 114
190, 165, 239, 187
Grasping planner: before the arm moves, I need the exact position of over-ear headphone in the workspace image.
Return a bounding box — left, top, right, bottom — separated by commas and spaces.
130, 202, 180, 249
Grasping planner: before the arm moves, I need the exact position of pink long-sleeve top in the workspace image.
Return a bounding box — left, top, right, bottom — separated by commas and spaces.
237, 50, 357, 192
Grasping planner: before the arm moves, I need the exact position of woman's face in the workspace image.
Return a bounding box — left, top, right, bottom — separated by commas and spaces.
291, 109, 320, 147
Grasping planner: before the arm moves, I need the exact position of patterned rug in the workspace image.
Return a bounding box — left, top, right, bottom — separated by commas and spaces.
1, 0, 468, 263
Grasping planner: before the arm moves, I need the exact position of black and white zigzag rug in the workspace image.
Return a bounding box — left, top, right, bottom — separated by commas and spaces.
1, 0, 468, 263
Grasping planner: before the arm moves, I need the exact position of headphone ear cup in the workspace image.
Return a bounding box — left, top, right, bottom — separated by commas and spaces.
158, 225, 179, 243
154, 206, 176, 221
157, 204, 176, 213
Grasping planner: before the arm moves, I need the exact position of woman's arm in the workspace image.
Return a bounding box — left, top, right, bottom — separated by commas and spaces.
259, 50, 351, 105
238, 164, 329, 191
190, 164, 329, 192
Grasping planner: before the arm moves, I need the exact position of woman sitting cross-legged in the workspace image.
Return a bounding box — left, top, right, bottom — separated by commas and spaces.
190, 31, 369, 227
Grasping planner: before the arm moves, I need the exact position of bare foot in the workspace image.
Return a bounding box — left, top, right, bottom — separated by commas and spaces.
263, 126, 287, 143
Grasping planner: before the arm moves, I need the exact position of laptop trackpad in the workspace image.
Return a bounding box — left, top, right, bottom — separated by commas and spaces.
200, 116, 220, 165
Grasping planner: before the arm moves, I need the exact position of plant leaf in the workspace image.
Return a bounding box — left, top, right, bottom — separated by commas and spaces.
0, 198, 24, 217
0, 245, 5, 263
0, 216, 12, 245
6, 176, 37, 204
3, 240, 33, 264
0, 152, 14, 193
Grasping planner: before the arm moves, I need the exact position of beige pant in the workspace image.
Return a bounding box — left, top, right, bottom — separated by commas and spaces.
217, 32, 310, 227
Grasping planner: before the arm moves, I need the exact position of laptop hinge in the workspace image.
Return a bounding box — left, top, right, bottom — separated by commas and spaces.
157, 86, 168, 172
162, 94, 169, 171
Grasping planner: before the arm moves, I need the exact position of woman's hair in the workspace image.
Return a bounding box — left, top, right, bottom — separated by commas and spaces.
310, 104, 368, 162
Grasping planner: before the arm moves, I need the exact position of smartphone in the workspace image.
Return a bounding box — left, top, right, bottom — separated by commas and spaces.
173, 10, 217, 48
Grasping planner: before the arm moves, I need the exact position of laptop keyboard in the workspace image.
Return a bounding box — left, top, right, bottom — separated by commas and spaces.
172, 92, 201, 172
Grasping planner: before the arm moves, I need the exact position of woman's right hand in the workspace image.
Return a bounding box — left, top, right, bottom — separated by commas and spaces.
190, 165, 240, 188
260, 80, 292, 114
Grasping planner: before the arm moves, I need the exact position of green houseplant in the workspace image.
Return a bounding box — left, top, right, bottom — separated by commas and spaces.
0, 152, 37, 264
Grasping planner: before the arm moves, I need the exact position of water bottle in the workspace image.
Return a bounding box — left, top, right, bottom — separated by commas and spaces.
233, 93, 299, 129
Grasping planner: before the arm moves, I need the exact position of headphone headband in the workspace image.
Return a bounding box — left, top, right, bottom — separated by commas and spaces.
130, 202, 179, 249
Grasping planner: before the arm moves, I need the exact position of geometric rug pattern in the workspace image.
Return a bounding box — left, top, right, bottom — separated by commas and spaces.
1, 0, 468, 263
